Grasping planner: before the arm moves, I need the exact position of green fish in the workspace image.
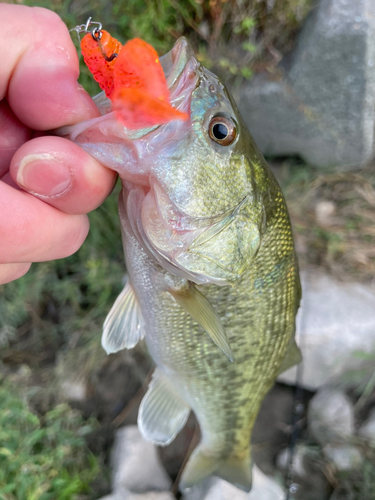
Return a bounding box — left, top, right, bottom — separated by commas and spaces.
60, 37, 301, 492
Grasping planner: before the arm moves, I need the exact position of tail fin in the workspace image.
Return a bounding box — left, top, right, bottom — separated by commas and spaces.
179, 445, 252, 493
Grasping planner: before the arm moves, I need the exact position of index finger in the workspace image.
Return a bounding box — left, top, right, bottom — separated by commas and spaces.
2, 4, 100, 130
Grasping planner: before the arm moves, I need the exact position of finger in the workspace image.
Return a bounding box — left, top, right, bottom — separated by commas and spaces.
0, 172, 20, 189
2, 5, 100, 129
0, 263, 31, 285
0, 181, 89, 263
0, 100, 31, 176
10, 136, 117, 215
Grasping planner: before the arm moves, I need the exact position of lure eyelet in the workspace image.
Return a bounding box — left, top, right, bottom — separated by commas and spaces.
208, 116, 237, 146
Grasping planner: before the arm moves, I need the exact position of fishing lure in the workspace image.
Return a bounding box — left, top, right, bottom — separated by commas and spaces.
81, 28, 122, 98
72, 18, 188, 129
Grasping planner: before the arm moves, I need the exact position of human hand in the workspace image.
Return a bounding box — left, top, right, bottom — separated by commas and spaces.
0, 4, 117, 285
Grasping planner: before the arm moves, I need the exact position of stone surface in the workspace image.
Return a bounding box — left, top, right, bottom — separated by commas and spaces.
308, 389, 354, 445
324, 444, 363, 471
60, 379, 87, 402
183, 465, 284, 500
358, 408, 375, 442
278, 271, 375, 390
247, 466, 284, 500
111, 426, 172, 493
238, 0, 375, 168
99, 490, 175, 500
314, 201, 336, 226
276, 445, 308, 477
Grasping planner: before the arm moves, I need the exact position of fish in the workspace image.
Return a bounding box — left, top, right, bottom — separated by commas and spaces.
59, 36, 301, 492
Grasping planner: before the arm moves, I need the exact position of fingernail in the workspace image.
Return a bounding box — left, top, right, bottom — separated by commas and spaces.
17, 153, 72, 197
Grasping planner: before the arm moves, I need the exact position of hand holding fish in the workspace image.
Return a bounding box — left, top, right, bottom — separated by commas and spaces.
0, 4, 117, 285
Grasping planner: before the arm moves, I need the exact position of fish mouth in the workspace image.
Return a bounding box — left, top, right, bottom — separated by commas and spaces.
58, 37, 199, 141
55, 38, 200, 186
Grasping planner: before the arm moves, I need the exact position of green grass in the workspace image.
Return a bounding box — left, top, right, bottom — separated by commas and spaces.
0, 379, 99, 500
332, 456, 375, 500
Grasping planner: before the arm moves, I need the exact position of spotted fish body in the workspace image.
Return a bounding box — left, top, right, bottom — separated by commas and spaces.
60, 37, 301, 492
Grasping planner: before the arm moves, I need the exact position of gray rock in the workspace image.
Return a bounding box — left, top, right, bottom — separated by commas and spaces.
183, 465, 284, 500
308, 389, 354, 445
324, 444, 363, 471
246, 466, 285, 500
278, 271, 375, 390
314, 201, 336, 226
99, 490, 175, 500
60, 379, 87, 402
111, 426, 172, 493
358, 408, 375, 442
238, 0, 375, 168
276, 445, 308, 477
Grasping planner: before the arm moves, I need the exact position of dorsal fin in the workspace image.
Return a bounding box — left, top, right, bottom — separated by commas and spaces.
168, 284, 233, 362
102, 278, 145, 354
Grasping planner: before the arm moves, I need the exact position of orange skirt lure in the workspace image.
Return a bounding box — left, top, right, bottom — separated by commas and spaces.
81, 30, 122, 99
81, 32, 188, 129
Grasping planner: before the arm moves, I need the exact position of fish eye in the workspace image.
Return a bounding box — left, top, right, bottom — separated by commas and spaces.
208, 116, 237, 146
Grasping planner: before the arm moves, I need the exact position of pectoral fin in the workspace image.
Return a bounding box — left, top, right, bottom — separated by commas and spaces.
278, 338, 302, 375
102, 278, 145, 354
168, 285, 233, 362
138, 368, 190, 446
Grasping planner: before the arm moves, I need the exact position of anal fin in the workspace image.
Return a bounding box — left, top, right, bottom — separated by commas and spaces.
102, 278, 145, 354
138, 368, 190, 446
168, 284, 233, 362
